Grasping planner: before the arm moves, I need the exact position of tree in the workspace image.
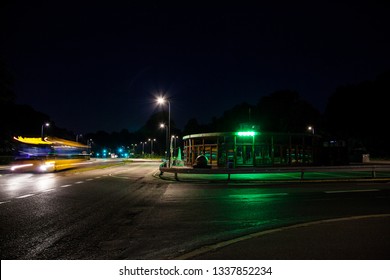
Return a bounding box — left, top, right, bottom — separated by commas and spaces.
257, 90, 321, 133
213, 102, 256, 132
183, 118, 201, 135
324, 71, 390, 157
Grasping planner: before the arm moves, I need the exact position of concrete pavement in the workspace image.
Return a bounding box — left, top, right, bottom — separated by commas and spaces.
177, 214, 390, 260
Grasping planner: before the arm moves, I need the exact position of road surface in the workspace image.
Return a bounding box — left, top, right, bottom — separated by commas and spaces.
1, 160, 389, 259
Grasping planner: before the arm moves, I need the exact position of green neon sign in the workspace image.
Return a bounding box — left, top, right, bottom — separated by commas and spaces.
237, 131, 255, 136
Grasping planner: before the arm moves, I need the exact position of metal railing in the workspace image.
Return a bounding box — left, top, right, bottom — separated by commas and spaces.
159, 164, 390, 181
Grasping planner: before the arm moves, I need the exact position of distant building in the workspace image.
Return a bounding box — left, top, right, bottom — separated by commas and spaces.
182, 121, 352, 168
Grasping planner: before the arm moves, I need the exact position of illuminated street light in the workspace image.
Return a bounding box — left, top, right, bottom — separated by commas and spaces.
140, 141, 147, 155
76, 134, 83, 142
157, 97, 171, 167
130, 143, 137, 156
41, 122, 50, 139
160, 123, 168, 159
172, 135, 178, 157
307, 126, 315, 135
148, 138, 156, 155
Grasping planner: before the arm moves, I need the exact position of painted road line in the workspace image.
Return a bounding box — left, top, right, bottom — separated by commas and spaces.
325, 189, 380, 194
0, 201, 11, 205
75, 181, 84, 184
16, 194, 35, 199
86, 178, 94, 181
42, 188, 54, 192
60, 184, 72, 188
175, 214, 390, 260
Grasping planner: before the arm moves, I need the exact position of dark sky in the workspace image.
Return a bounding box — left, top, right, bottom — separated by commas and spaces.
2, 1, 389, 134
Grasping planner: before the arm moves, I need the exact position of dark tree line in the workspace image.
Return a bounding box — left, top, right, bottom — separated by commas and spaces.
180, 72, 390, 158
0, 58, 78, 156
1, 56, 390, 159
324, 71, 390, 157
181, 90, 321, 135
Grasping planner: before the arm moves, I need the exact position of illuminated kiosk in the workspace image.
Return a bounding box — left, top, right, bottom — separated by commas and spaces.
182, 129, 320, 168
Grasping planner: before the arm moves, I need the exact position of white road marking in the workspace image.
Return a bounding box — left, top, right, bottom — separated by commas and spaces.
16, 194, 35, 199
42, 188, 54, 192
75, 181, 84, 184
325, 189, 379, 194
60, 184, 72, 188
175, 214, 390, 260
0, 201, 11, 205
86, 178, 93, 181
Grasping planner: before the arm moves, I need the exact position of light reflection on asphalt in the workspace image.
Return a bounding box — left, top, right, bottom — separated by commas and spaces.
1, 173, 58, 198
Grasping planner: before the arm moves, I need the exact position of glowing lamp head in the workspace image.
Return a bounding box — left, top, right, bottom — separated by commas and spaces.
157, 97, 165, 104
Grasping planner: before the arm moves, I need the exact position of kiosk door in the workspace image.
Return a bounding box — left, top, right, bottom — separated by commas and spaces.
236, 145, 253, 166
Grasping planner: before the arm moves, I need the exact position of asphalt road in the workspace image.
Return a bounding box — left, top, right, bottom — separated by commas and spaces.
0, 160, 166, 259
1, 160, 390, 259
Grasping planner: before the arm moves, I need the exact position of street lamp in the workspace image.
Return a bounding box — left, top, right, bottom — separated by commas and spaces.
307, 126, 315, 135
130, 144, 137, 156
157, 97, 171, 166
140, 141, 147, 155
148, 138, 156, 155
87, 139, 93, 156
160, 123, 168, 159
76, 134, 82, 142
41, 122, 50, 139
172, 135, 178, 157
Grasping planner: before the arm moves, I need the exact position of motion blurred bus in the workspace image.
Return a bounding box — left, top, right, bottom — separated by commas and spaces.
10, 136, 90, 172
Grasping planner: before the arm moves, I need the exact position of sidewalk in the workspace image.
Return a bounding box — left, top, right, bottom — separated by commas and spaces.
177, 214, 390, 260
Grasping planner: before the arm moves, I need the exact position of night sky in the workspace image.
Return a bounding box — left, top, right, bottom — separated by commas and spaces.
2, 2, 389, 134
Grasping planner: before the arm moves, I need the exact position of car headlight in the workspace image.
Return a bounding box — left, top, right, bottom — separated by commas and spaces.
39, 161, 55, 172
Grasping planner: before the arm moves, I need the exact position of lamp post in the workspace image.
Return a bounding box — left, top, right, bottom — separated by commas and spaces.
140, 141, 146, 155
160, 123, 168, 159
157, 97, 171, 167
87, 139, 93, 156
131, 144, 137, 156
308, 126, 315, 135
76, 134, 82, 142
172, 135, 178, 157
41, 122, 50, 139
148, 138, 156, 155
